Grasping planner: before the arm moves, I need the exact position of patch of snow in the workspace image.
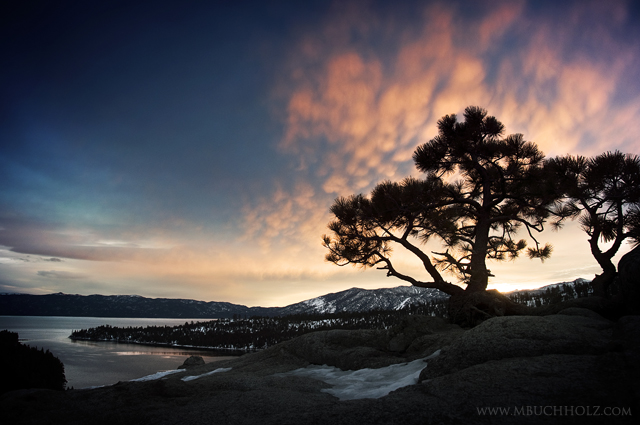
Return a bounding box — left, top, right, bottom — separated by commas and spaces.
304, 297, 324, 308
129, 369, 186, 382
278, 350, 440, 400
394, 297, 412, 310
181, 367, 232, 381
302, 296, 337, 314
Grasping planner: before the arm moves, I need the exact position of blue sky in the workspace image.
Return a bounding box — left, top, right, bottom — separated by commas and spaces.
1, 0, 639, 306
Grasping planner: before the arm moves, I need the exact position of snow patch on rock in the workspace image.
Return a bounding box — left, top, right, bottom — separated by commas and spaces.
278, 350, 440, 400
129, 369, 186, 382
181, 367, 232, 381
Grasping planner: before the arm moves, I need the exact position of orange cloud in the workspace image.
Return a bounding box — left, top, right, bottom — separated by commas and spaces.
281, 0, 639, 184
279, 1, 532, 204
245, 0, 640, 296
477, 1, 525, 50
491, 13, 639, 156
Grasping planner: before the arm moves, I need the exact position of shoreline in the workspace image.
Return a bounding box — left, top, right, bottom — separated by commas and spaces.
3, 311, 637, 425
67, 336, 254, 356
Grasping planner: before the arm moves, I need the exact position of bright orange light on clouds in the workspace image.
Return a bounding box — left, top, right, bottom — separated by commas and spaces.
4, 1, 639, 306
241, 0, 640, 302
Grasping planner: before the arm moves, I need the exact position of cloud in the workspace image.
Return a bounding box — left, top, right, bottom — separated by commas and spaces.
279, 0, 640, 195
3, 0, 639, 305
37, 270, 86, 280
0, 215, 178, 263
0, 208, 347, 305
243, 0, 640, 286
241, 180, 332, 256
278, 2, 528, 201
488, 3, 640, 157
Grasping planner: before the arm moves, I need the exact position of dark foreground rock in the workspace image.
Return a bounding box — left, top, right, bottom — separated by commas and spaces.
1, 312, 638, 425
616, 245, 640, 315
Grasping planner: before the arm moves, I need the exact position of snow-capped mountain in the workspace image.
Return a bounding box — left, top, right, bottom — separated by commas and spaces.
0, 286, 447, 318
274, 286, 446, 316
0, 280, 587, 319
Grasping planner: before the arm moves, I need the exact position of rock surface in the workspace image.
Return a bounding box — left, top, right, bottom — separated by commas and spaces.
617, 245, 640, 315
178, 355, 205, 369
1, 313, 638, 425
278, 315, 462, 370
419, 310, 613, 380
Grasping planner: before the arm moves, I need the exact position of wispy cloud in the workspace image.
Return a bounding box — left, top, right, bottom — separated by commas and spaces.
2, 0, 638, 303
241, 0, 639, 292
37, 270, 86, 280
254, 0, 639, 234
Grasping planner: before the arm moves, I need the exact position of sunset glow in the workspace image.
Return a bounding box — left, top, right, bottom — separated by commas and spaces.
1, 0, 639, 306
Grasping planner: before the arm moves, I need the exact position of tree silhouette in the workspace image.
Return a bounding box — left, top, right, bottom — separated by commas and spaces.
323, 107, 560, 325
546, 151, 640, 296
0, 330, 67, 393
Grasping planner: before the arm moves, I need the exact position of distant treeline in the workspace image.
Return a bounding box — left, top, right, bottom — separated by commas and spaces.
0, 330, 67, 393
70, 301, 448, 351
69, 282, 590, 351
506, 280, 593, 307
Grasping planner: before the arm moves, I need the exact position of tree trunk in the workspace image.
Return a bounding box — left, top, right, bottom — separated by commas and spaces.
589, 233, 617, 297
466, 218, 491, 293
591, 267, 617, 298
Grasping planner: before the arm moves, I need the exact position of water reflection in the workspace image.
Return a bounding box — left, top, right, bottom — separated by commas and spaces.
0, 316, 238, 389
69, 339, 244, 357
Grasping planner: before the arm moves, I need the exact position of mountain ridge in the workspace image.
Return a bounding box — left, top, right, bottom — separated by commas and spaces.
0, 279, 588, 319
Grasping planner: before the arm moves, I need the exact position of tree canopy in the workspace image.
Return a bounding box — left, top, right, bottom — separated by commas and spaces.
323, 106, 561, 296
546, 151, 640, 295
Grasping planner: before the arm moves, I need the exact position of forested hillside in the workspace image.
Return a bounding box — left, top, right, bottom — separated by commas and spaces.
70, 280, 592, 351
70, 302, 446, 351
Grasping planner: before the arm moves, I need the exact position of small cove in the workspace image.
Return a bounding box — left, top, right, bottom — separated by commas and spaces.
0, 316, 236, 389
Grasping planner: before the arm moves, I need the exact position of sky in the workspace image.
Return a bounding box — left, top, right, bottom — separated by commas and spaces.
1, 0, 640, 307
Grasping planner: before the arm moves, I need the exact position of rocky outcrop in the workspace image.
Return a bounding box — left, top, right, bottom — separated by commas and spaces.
278, 315, 463, 370
534, 294, 622, 319
447, 289, 531, 328
417, 352, 636, 421
419, 309, 613, 381
1, 312, 638, 425
616, 245, 640, 314
178, 355, 205, 369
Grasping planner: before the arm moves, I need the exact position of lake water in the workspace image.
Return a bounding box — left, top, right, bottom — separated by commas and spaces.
0, 316, 237, 389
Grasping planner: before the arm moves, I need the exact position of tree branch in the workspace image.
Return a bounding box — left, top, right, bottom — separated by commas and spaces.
375, 257, 464, 296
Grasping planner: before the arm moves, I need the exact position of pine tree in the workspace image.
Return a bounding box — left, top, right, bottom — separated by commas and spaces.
546, 151, 640, 296
323, 106, 560, 325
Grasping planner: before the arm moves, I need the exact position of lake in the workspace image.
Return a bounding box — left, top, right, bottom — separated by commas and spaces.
0, 316, 237, 389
